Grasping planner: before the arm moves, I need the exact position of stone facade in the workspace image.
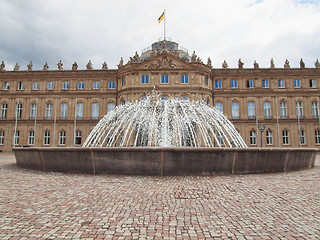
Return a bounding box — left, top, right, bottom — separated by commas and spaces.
0, 40, 320, 152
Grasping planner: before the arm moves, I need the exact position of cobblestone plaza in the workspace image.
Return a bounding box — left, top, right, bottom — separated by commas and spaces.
1, 153, 319, 239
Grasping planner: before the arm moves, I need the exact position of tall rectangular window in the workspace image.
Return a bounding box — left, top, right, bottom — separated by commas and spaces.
262, 80, 269, 88
315, 130, 320, 144
247, 80, 254, 88
59, 131, 66, 146
32, 81, 39, 90
1, 103, 8, 120
3, 82, 10, 90
205, 76, 209, 86
264, 102, 271, 119
217, 131, 224, 146
93, 81, 100, 90
280, 102, 287, 119
141, 75, 149, 84
215, 80, 222, 89
294, 79, 301, 88
44, 131, 50, 145
231, 80, 238, 89
92, 103, 99, 120
108, 81, 115, 89
310, 79, 316, 88
77, 81, 85, 90
266, 130, 273, 145
18, 82, 24, 90
13, 130, 19, 145
62, 81, 69, 90
250, 131, 256, 145
248, 102, 255, 119
45, 103, 53, 120
296, 101, 303, 118
47, 81, 54, 90
181, 75, 189, 84
278, 79, 285, 88
30, 103, 37, 119
76, 103, 83, 120
75, 131, 81, 145
0, 131, 4, 145
232, 102, 239, 119
16, 103, 22, 120
107, 103, 115, 114
161, 75, 169, 84
121, 77, 126, 86
299, 130, 305, 145
28, 131, 35, 145
282, 130, 289, 145
312, 102, 319, 118
215, 102, 223, 114
60, 103, 68, 119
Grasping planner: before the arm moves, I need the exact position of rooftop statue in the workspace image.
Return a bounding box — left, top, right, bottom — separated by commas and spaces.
27, 61, 33, 71
57, 60, 63, 70
284, 59, 290, 68
300, 58, 305, 69
0, 61, 5, 71
270, 58, 275, 68
43, 62, 49, 70
315, 59, 320, 68
118, 57, 124, 68
102, 61, 108, 70
191, 51, 197, 63
86, 60, 93, 70
238, 59, 244, 69
72, 61, 78, 70
14, 62, 20, 71
207, 57, 212, 68
133, 51, 140, 62
253, 60, 259, 69
222, 60, 228, 68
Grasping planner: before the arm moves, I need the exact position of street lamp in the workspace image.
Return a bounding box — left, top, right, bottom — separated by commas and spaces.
258, 123, 266, 147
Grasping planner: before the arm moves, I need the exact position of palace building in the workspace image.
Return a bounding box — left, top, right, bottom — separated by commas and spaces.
0, 39, 320, 152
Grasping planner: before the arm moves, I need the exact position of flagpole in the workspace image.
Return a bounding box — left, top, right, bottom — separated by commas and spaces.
164, 9, 166, 41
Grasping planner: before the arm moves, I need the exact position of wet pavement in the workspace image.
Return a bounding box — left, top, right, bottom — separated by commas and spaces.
0, 152, 319, 239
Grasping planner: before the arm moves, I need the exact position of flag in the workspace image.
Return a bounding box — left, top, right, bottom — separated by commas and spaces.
158, 12, 165, 23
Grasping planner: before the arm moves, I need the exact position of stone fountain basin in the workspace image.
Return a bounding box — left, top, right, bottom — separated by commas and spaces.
13, 147, 317, 176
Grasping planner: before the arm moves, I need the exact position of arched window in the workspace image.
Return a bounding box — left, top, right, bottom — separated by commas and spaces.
266, 130, 273, 145
75, 130, 81, 145
232, 102, 239, 119
44, 130, 50, 145
59, 130, 66, 146
250, 130, 256, 145
28, 130, 35, 145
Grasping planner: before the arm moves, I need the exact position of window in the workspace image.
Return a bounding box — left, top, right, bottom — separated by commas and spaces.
13, 130, 19, 145
231, 80, 238, 89
16, 103, 22, 120
62, 81, 69, 90
266, 130, 273, 145
264, 102, 271, 119
45, 103, 53, 120
108, 81, 115, 89
315, 130, 320, 144
77, 81, 85, 90
3, 82, 10, 90
161, 75, 169, 84
76, 103, 83, 120
18, 82, 24, 90
59, 131, 66, 145
247, 80, 254, 88
278, 79, 285, 88
30, 103, 37, 119
296, 101, 303, 118
44, 131, 50, 145
1, 103, 8, 120
47, 81, 54, 90
107, 103, 115, 114
232, 102, 239, 119
294, 79, 301, 88
121, 77, 126, 86
28, 131, 35, 145
92, 103, 99, 120
215, 102, 223, 114
250, 131, 256, 145
262, 80, 269, 88
310, 79, 316, 88
181, 74, 189, 84
0, 131, 4, 145
312, 102, 319, 118
205, 76, 209, 86
299, 130, 305, 145
217, 131, 224, 146
60, 103, 68, 119
215, 80, 222, 89
180, 97, 190, 103
75, 130, 81, 145
32, 81, 39, 90
282, 130, 289, 145
93, 81, 100, 90
141, 75, 149, 84
248, 102, 255, 119
280, 102, 287, 119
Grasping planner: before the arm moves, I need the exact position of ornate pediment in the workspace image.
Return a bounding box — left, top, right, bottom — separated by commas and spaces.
139, 54, 193, 70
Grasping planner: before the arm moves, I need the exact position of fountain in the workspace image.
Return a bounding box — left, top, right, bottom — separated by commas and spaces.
14, 92, 317, 175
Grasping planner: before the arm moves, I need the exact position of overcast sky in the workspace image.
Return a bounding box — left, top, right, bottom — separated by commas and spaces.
1, 0, 320, 70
